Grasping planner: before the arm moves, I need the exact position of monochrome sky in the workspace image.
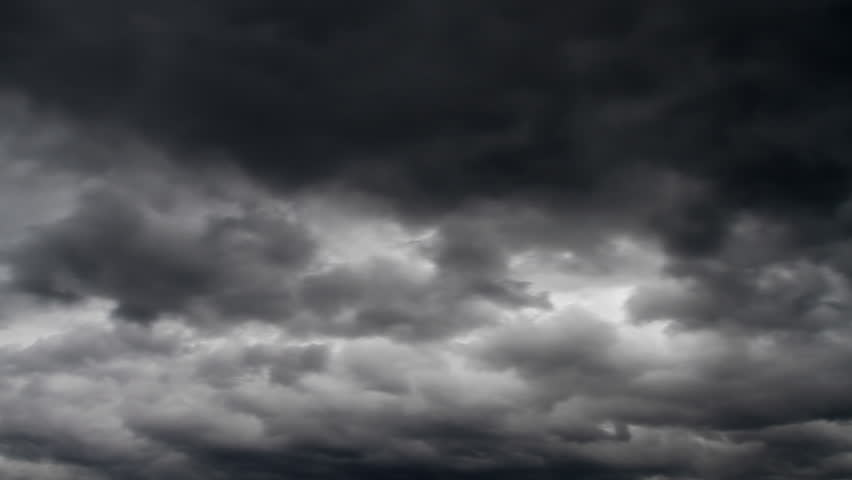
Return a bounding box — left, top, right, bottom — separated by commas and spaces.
1, 2, 852, 479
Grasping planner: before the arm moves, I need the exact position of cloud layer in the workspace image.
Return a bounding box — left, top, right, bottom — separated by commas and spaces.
1, 1, 852, 479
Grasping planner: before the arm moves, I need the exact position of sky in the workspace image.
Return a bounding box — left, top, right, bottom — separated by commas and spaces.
0, 1, 852, 479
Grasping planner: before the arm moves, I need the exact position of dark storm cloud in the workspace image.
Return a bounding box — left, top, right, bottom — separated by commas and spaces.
628, 214, 852, 333
2, 0, 850, 223
5, 0, 852, 306
5, 187, 316, 323
2, 1, 852, 479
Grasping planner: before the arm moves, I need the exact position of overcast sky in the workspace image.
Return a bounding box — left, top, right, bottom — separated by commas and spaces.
1, 2, 852, 479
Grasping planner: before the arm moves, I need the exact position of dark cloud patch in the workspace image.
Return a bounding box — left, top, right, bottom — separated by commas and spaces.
427, 222, 551, 308
3, 0, 850, 227
630, 261, 851, 333
195, 342, 329, 388
628, 214, 852, 333
295, 256, 538, 341
5, 188, 316, 323
725, 421, 852, 478
478, 308, 620, 380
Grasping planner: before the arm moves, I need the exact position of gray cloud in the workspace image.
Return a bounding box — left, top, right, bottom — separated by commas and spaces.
0, 296, 851, 479
5, 187, 315, 323
1, 1, 852, 479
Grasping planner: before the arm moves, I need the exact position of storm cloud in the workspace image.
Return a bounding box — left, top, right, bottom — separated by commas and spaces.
1, 1, 852, 479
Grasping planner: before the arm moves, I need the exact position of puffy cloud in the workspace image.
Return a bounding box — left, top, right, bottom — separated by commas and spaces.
5, 187, 316, 323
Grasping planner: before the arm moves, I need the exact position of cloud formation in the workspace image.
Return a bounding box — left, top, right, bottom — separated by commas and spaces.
1, 1, 852, 479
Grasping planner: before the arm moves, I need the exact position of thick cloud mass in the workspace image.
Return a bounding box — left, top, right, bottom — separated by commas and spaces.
1, 1, 852, 479
7, 188, 316, 323
4, 1, 850, 217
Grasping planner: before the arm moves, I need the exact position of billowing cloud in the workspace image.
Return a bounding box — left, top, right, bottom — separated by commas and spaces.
6, 187, 316, 323
1, 1, 851, 479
